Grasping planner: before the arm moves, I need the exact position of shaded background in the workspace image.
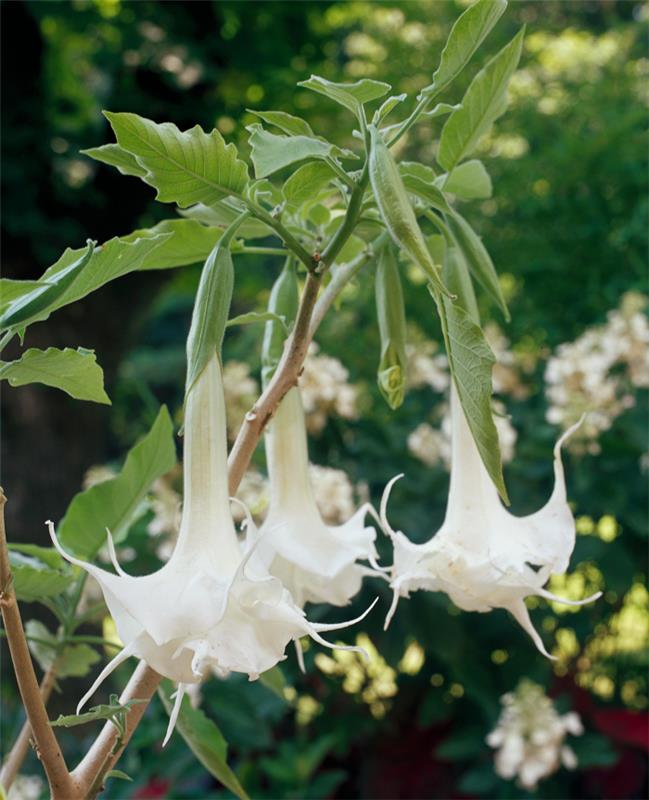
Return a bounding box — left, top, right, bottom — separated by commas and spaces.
1, 1, 647, 798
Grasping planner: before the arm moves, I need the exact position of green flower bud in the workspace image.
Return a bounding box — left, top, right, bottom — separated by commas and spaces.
375, 245, 408, 410
261, 257, 299, 387
368, 125, 450, 299
186, 215, 246, 393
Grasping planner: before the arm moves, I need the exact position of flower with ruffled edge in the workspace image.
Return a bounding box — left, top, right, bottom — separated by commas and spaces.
255, 386, 384, 617
48, 355, 375, 744
381, 386, 601, 656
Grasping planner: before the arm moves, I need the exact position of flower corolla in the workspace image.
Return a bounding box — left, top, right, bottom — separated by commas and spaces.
48, 356, 373, 743
383, 386, 601, 656
257, 387, 382, 610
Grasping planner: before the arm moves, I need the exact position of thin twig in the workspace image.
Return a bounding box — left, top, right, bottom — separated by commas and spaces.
0, 491, 77, 800
227, 271, 322, 494
0, 663, 58, 792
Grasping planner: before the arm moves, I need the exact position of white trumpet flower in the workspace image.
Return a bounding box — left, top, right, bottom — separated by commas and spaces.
382, 386, 601, 656
257, 387, 382, 609
48, 356, 374, 744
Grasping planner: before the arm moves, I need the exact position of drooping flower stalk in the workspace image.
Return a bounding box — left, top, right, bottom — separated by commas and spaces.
382, 384, 601, 656
258, 385, 382, 609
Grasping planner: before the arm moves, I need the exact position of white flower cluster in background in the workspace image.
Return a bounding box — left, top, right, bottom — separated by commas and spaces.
487, 679, 583, 790
300, 343, 359, 434
545, 292, 649, 454
407, 400, 517, 469
7, 775, 44, 800
484, 322, 535, 400
405, 339, 449, 392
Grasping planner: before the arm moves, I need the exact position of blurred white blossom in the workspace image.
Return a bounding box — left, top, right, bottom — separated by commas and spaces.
408, 400, 517, 468
222, 360, 259, 441
7, 775, 44, 800
487, 679, 583, 790
300, 343, 359, 434
545, 292, 649, 453
406, 339, 449, 392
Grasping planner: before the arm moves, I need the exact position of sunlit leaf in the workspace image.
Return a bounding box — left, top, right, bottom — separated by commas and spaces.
248, 109, 314, 137
26, 620, 101, 679
57, 405, 176, 558
9, 549, 73, 603
105, 112, 249, 207
0, 347, 110, 404
438, 27, 525, 171
283, 161, 337, 208
437, 159, 492, 200
298, 75, 391, 121
421, 0, 508, 98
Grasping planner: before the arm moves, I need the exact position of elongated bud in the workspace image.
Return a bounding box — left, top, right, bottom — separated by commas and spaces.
375, 245, 407, 409
1, 239, 96, 330
368, 125, 451, 299
261, 257, 299, 387
185, 214, 247, 393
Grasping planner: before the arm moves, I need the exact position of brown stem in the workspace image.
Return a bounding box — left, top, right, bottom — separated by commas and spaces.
0, 663, 58, 791
0, 491, 77, 800
227, 270, 322, 494
71, 661, 160, 798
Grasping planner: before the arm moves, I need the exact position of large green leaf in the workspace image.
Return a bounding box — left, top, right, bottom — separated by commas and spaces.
438, 27, 525, 171
26, 620, 101, 679
9, 549, 73, 603
298, 75, 391, 121
104, 112, 249, 208
5, 234, 171, 330
159, 680, 249, 800
421, 0, 508, 98
81, 143, 147, 178
0, 280, 47, 318
437, 159, 492, 200
247, 124, 354, 179
401, 173, 453, 215
124, 220, 223, 270
446, 211, 509, 319
57, 406, 176, 558
435, 292, 508, 503
0, 347, 110, 404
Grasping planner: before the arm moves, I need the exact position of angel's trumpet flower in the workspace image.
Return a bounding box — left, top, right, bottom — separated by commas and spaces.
49, 355, 375, 744
382, 386, 601, 656
257, 386, 382, 609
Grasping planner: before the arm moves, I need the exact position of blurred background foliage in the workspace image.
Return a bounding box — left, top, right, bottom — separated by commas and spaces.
1, 1, 647, 798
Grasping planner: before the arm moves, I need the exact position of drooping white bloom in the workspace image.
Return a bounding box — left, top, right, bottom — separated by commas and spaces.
487, 679, 583, 789
256, 386, 382, 609
383, 386, 601, 656
48, 356, 373, 744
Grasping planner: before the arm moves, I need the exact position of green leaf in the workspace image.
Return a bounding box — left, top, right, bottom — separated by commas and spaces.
158, 680, 249, 800
247, 124, 354, 179
435, 292, 508, 503
227, 310, 287, 331
0, 280, 42, 316
373, 93, 407, 125
26, 620, 101, 679
259, 666, 288, 700
179, 201, 272, 239
570, 733, 618, 768
57, 405, 176, 558
262, 259, 299, 386
438, 27, 525, 172
124, 220, 223, 270
9, 550, 73, 603
0, 347, 110, 404
298, 75, 391, 121
283, 161, 336, 208
446, 211, 509, 319
81, 143, 147, 178
375, 245, 408, 410
437, 159, 492, 199
185, 215, 245, 392
5, 234, 172, 330
401, 173, 453, 215
422, 0, 508, 98
50, 698, 145, 728
423, 102, 460, 119
9, 543, 67, 569
248, 110, 314, 138
105, 770, 133, 782
399, 161, 438, 183
104, 111, 249, 208
0, 241, 96, 330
